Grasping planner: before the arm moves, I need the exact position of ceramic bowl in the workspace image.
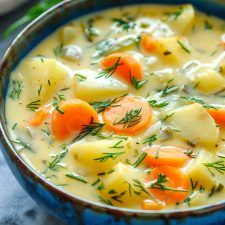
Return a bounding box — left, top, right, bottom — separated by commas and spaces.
1, 0, 225, 224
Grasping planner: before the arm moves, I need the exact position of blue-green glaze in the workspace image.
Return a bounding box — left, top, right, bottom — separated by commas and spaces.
1, 1, 225, 224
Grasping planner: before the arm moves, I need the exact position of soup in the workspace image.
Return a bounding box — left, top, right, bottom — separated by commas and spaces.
5, 4, 225, 210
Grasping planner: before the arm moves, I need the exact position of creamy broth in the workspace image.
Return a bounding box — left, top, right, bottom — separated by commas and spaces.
5, 4, 225, 210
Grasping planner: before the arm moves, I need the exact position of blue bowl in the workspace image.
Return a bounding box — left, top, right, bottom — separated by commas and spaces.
1, 0, 225, 224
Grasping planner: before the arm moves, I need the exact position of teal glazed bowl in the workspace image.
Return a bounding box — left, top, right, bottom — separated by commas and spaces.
1, 0, 225, 224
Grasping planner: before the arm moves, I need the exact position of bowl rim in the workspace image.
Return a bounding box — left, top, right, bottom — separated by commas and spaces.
1, 0, 225, 218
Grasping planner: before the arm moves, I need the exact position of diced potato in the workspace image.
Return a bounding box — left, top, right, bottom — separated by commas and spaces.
70, 138, 135, 173
167, 103, 219, 146
156, 36, 191, 64
100, 163, 144, 205
61, 25, 76, 44
189, 67, 225, 94
22, 58, 68, 103
74, 70, 129, 102
170, 5, 195, 34
185, 151, 216, 190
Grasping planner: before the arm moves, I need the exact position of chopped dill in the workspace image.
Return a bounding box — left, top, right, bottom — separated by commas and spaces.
203, 160, 225, 176
177, 40, 190, 54
143, 134, 157, 146
53, 43, 63, 57
94, 151, 125, 163
133, 152, 147, 168
65, 173, 87, 184
9, 80, 23, 100
113, 108, 142, 128
96, 57, 123, 78
26, 99, 41, 111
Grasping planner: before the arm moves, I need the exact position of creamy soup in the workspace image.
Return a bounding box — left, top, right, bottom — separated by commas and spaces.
5, 4, 225, 210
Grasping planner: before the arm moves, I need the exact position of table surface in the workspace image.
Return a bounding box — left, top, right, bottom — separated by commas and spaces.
0, 1, 65, 225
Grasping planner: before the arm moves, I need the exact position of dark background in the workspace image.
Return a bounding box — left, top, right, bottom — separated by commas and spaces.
0, 1, 64, 225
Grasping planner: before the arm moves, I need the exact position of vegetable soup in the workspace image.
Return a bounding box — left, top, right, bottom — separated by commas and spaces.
6, 4, 225, 210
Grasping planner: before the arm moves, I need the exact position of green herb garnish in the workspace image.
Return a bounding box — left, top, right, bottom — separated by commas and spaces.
177, 40, 190, 54
130, 72, 147, 90
53, 94, 65, 114
9, 80, 23, 100
65, 173, 87, 184
133, 152, 148, 168
160, 85, 179, 97
94, 151, 125, 163
26, 99, 41, 111
96, 57, 123, 78
53, 43, 63, 57
112, 18, 136, 31
74, 119, 105, 140
148, 100, 170, 108
143, 134, 157, 146
113, 108, 142, 128
48, 148, 68, 171
203, 160, 225, 176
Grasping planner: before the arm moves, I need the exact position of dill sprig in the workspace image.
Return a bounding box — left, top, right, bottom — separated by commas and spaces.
148, 99, 170, 108
143, 134, 157, 146
12, 139, 33, 152
112, 18, 136, 31
148, 174, 189, 192
75, 73, 87, 82
180, 96, 218, 109
65, 173, 87, 184
94, 151, 125, 163
74, 119, 105, 141
9, 80, 23, 100
177, 40, 190, 54
96, 57, 123, 78
132, 179, 152, 197
184, 150, 199, 158
53, 94, 65, 114
81, 19, 100, 42
204, 20, 213, 30
160, 85, 179, 97
133, 152, 147, 168
209, 183, 223, 197
130, 72, 147, 89
113, 108, 142, 128
26, 99, 41, 111
109, 140, 124, 149
53, 43, 63, 57
48, 148, 68, 171
203, 160, 225, 176
90, 96, 122, 113
99, 196, 113, 206
4, 0, 63, 37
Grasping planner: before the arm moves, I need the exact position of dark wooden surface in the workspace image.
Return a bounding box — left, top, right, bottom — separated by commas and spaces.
0, 1, 65, 225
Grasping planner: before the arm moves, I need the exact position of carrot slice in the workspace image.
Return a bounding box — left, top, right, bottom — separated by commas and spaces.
102, 96, 152, 135
141, 199, 164, 210
52, 99, 98, 140
144, 146, 189, 168
101, 52, 143, 83
207, 109, 225, 127
141, 34, 158, 53
147, 166, 189, 204
30, 105, 53, 126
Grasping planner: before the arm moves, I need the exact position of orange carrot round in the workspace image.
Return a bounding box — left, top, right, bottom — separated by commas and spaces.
207, 109, 225, 127
102, 96, 152, 135
147, 166, 189, 204
101, 52, 143, 83
141, 34, 158, 53
144, 146, 189, 168
141, 199, 164, 210
30, 105, 53, 126
52, 99, 98, 140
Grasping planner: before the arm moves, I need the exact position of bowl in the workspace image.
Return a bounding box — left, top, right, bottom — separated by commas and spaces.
1, 0, 225, 224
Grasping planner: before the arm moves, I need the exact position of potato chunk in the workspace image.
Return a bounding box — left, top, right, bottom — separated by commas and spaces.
170, 5, 195, 34
74, 70, 129, 101
167, 103, 219, 146
156, 36, 191, 64
189, 67, 225, 95
70, 138, 135, 173
23, 58, 68, 103
185, 151, 216, 190
99, 163, 144, 206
